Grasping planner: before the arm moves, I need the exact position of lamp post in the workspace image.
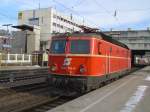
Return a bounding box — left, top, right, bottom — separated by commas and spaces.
2, 24, 13, 34
2, 24, 13, 53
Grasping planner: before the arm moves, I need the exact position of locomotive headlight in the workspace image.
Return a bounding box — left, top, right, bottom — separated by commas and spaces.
80, 65, 86, 74
50, 64, 57, 72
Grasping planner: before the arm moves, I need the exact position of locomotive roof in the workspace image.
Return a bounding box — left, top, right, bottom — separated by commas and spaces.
53, 32, 129, 49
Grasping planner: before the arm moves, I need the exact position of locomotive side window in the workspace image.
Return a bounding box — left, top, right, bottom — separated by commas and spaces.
70, 40, 90, 54
98, 42, 101, 54
50, 40, 66, 53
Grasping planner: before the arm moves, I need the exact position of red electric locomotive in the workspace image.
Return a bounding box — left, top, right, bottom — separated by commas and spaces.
48, 29, 131, 94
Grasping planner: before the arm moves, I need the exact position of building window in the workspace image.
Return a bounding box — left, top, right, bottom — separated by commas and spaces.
53, 14, 57, 18
144, 44, 148, 48
57, 24, 61, 28
60, 25, 63, 29
57, 16, 61, 20
28, 18, 39, 26
52, 31, 56, 33
53, 23, 56, 27
18, 12, 23, 19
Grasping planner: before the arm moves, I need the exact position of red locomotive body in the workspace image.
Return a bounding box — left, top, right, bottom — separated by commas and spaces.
48, 32, 131, 93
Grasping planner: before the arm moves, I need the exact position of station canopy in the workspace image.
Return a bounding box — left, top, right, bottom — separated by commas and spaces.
12, 24, 34, 31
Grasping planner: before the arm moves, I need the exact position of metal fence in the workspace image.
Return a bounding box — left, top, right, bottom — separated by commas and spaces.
0, 53, 32, 66
0, 53, 48, 66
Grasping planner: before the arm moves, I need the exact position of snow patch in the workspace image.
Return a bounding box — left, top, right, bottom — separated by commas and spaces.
120, 85, 147, 112
145, 76, 150, 81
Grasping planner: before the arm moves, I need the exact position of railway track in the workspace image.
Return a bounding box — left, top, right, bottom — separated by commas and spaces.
0, 82, 78, 112
0, 67, 142, 112
0, 67, 78, 112
0, 83, 51, 112
0, 84, 76, 112
0, 83, 48, 97
0, 67, 48, 88
22, 97, 73, 112
17, 67, 143, 112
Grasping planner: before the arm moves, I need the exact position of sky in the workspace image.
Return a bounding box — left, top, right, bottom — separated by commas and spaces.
0, 0, 150, 31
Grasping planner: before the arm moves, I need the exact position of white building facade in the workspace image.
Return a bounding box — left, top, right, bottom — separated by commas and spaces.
18, 7, 82, 50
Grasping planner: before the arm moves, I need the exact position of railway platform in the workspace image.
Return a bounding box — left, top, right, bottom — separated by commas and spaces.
47, 66, 150, 112
0, 65, 41, 71
0, 66, 48, 88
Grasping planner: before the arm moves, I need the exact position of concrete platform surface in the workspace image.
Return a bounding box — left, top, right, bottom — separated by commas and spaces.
0, 66, 47, 71
47, 66, 150, 112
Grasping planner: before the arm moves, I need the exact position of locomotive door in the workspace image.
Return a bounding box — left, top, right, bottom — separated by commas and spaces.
98, 42, 109, 75
106, 47, 112, 77
106, 53, 110, 75
98, 42, 105, 74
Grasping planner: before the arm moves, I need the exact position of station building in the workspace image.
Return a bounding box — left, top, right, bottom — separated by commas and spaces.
17, 7, 82, 50
11, 25, 40, 54
104, 28, 150, 65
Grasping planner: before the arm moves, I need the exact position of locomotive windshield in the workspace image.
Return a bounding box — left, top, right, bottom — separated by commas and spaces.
70, 40, 90, 54
50, 39, 90, 54
50, 40, 66, 53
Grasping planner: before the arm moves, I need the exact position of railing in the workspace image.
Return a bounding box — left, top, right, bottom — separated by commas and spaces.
0, 53, 32, 66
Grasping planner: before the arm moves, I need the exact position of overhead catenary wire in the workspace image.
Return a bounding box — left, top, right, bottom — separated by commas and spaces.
71, 0, 86, 9
11, 0, 106, 30
60, 7, 150, 16
1, 0, 149, 31
117, 8, 150, 12
93, 0, 122, 27
52, 0, 106, 31
13, 0, 40, 9
0, 11, 16, 31
0, 5, 17, 26
0, 11, 17, 20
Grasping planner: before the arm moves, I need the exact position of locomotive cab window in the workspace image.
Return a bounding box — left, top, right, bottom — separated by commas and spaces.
70, 40, 90, 54
50, 40, 66, 53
